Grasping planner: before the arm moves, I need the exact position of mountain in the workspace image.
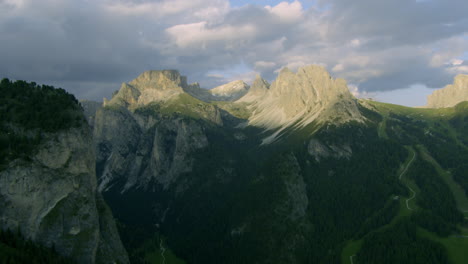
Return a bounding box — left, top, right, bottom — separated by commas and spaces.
427, 74, 468, 108
0, 79, 129, 264
3, 67, 468, 264
236, 65, 364, 143
92, 66, 468, 264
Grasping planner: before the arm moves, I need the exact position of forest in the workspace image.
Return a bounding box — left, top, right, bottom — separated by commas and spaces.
0, 78, 84, 168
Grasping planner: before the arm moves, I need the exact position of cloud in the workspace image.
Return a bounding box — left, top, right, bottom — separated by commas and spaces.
0, 0, 467, 104
254, 61, 276, 70
166, 21, 257, 48
104, 0, 229, 21
265, 0, 303, 23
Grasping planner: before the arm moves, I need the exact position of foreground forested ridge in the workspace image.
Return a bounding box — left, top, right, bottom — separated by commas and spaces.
0, 78, 85, 168
0, 79, 129, 264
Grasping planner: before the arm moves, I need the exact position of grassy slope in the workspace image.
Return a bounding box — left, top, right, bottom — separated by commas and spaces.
419, 228, 468, 264
365, 100, 467, 146
417, 145, 468, 212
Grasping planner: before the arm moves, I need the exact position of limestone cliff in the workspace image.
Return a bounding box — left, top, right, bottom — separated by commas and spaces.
426, 74, 468, 108
0, 125, 129, 264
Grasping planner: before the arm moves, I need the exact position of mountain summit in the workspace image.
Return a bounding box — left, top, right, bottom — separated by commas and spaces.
237, 65, 363, 143
210, 80, 250, 101
427, 74, 468, 108
104, 70, 198, 108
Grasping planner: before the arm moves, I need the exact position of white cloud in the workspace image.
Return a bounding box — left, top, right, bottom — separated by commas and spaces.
104, 0, 229, 22
265, 0, 303, 23
348, 84, 375, 99
166, 21, 257, 48
254, 61, 276, 70
451, 59, 464, 66
332, 64, 344, 72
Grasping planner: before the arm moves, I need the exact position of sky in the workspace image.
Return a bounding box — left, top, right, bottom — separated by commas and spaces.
0, 0, 467, 106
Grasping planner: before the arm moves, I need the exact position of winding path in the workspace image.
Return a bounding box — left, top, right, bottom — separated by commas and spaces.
406, 186, 416, 211
399, 149, 416, 210
350, 254, 356, 264
399, 149, 416, 180
160, 238, 166, 264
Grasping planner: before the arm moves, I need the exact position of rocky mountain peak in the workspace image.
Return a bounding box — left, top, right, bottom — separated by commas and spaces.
426, 74, 468, 108
236, 75, 270, 103
209, 80, 250, 101
251, 75, 270, 93
236, 65, 363, 143
129, 70, 188, 91
105, 70, 190, 108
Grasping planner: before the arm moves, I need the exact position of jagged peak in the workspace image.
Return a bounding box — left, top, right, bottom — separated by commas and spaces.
426, 74, 468, 108
235, 64, 363, 143
129, 70, 188, 90
105, 70, 191, 108
209, 80, 250, 101
251, 75, 270, 92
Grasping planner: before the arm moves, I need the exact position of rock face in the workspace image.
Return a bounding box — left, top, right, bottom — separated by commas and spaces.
209, 80, 250, 101
307, 138, 352, 162
94, 108, 210, 191
427, 74, 468, 108
0, 126, 129, 264
95, 70, 221, 191
237, 65, 363, 143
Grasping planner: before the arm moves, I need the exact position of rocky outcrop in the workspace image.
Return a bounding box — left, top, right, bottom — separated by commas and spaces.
426, 74, 468, 108
0, 125, 129, 264
307, 138, 352, 162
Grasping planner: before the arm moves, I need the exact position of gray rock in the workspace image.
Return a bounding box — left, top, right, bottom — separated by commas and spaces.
94, 106, 209, 191
307, 138, 352, 162
0, 126, 129, 264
